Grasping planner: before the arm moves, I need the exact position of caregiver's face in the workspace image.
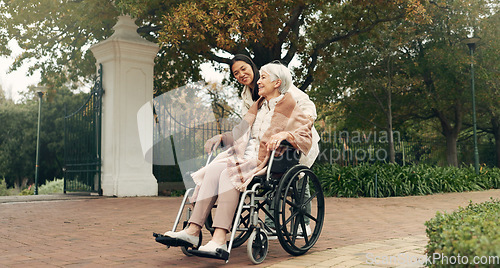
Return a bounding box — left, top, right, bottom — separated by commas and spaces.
231, 61, 254, 87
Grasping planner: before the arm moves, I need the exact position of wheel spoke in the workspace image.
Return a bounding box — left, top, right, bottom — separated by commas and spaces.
302, 211, 318, 223
285, 197, 300, 209
298, 174, 308, 202
281, 207, 300, 226
299, 219, 309, 244
303, 192, 317, 205
290, 179, 300, 201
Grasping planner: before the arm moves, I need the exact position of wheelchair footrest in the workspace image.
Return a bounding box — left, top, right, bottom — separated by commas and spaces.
153, 233, 195, 248
187, 248, 230, 261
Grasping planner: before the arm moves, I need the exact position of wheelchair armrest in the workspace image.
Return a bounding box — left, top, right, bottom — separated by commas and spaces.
279, 139, 294, 148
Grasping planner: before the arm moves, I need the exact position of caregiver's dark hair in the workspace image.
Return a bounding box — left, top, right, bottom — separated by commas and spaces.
230, 54, 260, 101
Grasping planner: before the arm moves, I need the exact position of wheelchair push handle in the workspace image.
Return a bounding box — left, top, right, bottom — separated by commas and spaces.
205, 138, 222, 166
206, 152, 213, 166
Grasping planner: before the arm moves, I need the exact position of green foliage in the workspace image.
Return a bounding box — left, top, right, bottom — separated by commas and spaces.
0, 87, 89, 188
39, 178, 63, 194
1, 0, 429, 92
170, 189, 186, 197
19, 185, 34, 195
37, 88, 89, 184
425, 199, 500, 267
1, 178, 64, 196
0, 0, 118, 88
0, 101, 37, 188
312, 0, 500, 167
0, 178, 10, 196
312, 163, 500, 198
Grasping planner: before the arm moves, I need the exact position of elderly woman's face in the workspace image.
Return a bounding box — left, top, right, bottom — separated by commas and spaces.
257, 71, 280, 101
231, 61, 254, 87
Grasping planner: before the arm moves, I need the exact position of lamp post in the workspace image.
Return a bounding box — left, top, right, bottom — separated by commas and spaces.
463, 37, 480, 174
34, 90, 44, 195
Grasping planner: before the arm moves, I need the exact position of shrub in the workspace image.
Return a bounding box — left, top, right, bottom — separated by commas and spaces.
312, 163, 500, 197
16, 179, 64, 195
19, 185, 34, 195
425, 199, 500, 267
39, 179, 64, 194
0, 178, 9, 196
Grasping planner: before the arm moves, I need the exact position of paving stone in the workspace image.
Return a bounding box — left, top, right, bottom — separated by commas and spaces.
0, 189, 498, 267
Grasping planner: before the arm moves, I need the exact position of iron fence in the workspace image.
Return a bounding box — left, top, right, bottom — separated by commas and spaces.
152, 100, 235, 182
153, 121, 494, 183
63, 64, 103, 194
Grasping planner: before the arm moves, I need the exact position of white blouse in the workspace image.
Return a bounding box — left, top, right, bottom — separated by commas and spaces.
243, 94, 284, 159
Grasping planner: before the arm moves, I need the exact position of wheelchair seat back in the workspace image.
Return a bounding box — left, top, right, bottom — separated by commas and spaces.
270, 146, 300, 173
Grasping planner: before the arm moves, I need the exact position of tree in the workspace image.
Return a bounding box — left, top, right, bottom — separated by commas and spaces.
311, 20, 423, 163
205, 82, 240, 119
1, 0, 428, 93
126, 0, 428, 92
475, 12, 500, 167
310, 0, 497, 167
0, 100, 37, 188
405, 0, 496, 166
0, 0, 118, 88
0, 84, 7, 104
37, 87, 89, 183
0, 86, 88, 189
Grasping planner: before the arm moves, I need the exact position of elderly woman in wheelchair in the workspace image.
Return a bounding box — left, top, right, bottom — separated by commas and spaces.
155, 62, 324, 264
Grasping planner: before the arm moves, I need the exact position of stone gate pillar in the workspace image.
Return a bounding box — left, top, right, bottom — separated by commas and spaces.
90, 15, 159, 196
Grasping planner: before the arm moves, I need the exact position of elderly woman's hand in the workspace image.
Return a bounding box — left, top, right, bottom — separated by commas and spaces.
204, 134, 222, 154
266, 131, 292, 152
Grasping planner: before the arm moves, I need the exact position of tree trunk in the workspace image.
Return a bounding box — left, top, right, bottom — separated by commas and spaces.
376, 56, 396, 163
387, 124, 395, 163
434, 107, 462, 167
386, 81, 395, 163
492, 116, 500, 168
496, 135, 500, 168
386, 104, 395, 163
445, 133, 459, 167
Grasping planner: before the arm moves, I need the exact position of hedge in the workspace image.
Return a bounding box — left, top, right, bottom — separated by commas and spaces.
312, 163, 500, 197
425, 199, 500, 267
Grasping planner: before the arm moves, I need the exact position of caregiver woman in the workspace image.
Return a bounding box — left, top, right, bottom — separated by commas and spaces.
164, 62, 313, 253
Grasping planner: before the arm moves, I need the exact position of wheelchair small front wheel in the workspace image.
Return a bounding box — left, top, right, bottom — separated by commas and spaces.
247, 229, 268, 264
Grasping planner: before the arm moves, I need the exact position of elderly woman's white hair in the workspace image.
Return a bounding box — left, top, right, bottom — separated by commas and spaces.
260, 62, 292, 94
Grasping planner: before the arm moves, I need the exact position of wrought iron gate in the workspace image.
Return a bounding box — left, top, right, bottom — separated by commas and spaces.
63, 64, 104, 194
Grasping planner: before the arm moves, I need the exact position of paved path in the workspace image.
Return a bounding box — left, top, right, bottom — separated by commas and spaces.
1, 189, 499, 267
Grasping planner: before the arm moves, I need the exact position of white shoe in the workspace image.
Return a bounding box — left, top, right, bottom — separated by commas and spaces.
297, 225, 312, 237
198, 241, 228, 253
163, 230, 199, 246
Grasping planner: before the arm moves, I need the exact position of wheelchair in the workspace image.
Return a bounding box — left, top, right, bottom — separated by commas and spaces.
153, 141, 325, 264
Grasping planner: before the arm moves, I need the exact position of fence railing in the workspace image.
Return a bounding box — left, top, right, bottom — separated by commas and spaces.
63, 64, 103, 194
316, 139, 441, 166
152, 120, 493, 182
152, 98, 236, 182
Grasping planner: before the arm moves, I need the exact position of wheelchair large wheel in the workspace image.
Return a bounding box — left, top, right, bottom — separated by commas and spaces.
247, 229, 268, 264
273, 165, 325, 256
